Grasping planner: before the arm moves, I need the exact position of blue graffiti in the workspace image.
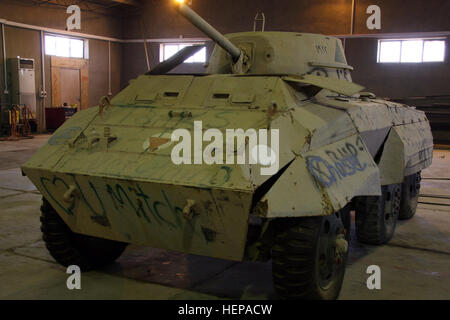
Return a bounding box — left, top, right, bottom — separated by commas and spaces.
307, 138, 367, 187
48, 127, 82, 145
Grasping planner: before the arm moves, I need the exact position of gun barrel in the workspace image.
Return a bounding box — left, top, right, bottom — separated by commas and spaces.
176, 2, 241, 62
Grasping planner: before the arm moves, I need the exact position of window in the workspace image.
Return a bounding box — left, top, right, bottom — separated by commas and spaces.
159, 43, 206, 63
45, 35, 85, 58
377, 39, 445, 63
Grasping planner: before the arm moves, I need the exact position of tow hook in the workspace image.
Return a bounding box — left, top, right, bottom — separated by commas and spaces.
63, 185, 78, 203
182, 199, 197, 220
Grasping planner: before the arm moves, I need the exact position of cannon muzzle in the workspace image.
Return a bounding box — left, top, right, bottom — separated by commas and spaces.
175, 1, 242, 62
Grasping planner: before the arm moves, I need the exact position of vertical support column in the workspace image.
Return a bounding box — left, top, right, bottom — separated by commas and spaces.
1, 23, 8, 95
39, 30, 47, 132
344, 0, 356, 51
108, 40, 112, 96
350, 0, 356, 35
140, 20, 150, 71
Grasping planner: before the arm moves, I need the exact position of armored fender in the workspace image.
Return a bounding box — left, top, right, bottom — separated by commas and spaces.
255, 78, 433, 218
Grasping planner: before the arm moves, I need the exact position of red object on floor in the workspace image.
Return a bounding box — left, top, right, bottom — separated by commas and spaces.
45, 108, 66, 131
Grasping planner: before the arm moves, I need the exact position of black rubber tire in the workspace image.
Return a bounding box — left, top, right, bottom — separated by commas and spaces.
272, 207, 350, 300
40, 197, 127, 271
355, 184, 401, 245
399, 172, 421, 220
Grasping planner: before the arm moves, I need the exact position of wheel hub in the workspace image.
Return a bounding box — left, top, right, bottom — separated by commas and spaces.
317, 212, 348, 289
335, 234, 348, 264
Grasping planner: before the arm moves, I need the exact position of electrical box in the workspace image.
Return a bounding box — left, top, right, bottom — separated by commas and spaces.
8, 57, 37, 118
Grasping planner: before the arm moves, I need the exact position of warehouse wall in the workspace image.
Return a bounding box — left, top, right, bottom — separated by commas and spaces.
124, 0, 450, 39
348, 0, 450, 97
0, 0, 123, 116
121, 0, 450, 98
123, 0, 353, 39
120, 42, 214, 89
352, 0, 450, 34
346, 36, 450, 98
0, 26, 43, 108
2, 0, 449, 106
88, 40, 122, 107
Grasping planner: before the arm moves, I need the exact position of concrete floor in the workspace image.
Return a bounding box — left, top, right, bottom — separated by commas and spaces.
0, 134, 448, 300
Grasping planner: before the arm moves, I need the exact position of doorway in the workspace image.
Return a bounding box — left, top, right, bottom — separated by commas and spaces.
59, 68, 81, 107
51, 56, 88, 109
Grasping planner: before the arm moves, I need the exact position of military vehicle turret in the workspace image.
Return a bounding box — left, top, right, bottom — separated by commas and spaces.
22, 0, 433, 299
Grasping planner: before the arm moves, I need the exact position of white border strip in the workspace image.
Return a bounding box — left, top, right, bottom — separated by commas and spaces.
1, 17, 449, 43
335, 31, 450, 39
124, 37, 209, 43
0, 18, 122, 42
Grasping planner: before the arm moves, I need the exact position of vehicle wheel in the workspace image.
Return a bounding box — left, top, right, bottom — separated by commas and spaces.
272, 206, 350, 300
399, 172, 421, 220
355, 184, 401, 245
40, 197, 127, 271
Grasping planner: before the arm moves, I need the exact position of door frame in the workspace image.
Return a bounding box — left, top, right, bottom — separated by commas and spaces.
51, 56, 89, 110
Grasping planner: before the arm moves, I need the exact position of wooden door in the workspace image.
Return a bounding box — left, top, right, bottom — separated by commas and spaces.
51, 56, 88, 109
60, 68, 81, 107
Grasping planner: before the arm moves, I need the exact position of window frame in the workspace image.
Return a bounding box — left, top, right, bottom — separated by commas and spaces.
159, 42, 206, 64
44, 34, 88, 59
377, 38, 446, 64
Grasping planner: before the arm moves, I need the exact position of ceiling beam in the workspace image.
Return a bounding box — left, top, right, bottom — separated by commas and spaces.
106, 0, 139, 6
